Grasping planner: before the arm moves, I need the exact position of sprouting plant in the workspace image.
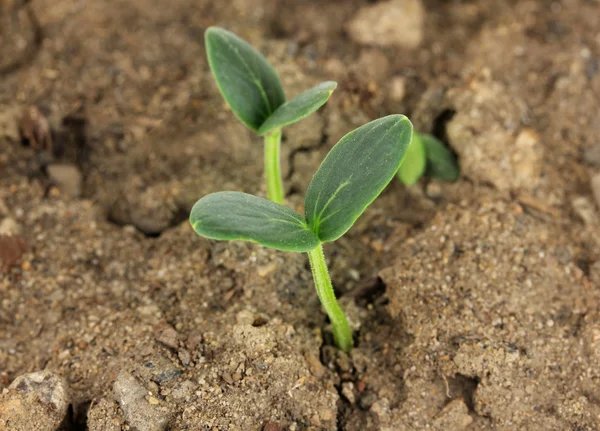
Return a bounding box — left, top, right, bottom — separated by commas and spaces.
397, 132, 460, 185
189, 115, 413, 352
205, 27, 337, 204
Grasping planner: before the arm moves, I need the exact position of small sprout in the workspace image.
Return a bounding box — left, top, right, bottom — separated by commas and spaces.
205, 27, 337, 204
397, 131, 426, 185
422, 133, 460, 182
397, 132, 460, 185
190, 115, 413, 352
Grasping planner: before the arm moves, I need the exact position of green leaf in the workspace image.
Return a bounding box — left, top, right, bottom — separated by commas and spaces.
305, 115, 413, 243
422, 134, 460, 182
205, 27, 286, 132
397, 132, 426, 185
257, 81, 338, 136
189, 191, 319, 252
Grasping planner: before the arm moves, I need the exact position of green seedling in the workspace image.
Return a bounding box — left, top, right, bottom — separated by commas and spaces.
190, 115, 413, 352
205, 26, 337, 204
397, 132, 460, 185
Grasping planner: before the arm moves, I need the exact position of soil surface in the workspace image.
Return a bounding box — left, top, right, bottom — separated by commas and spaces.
1, 0, 600, 430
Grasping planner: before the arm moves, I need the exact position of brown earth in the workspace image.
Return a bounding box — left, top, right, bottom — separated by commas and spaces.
1, 0, 600, 430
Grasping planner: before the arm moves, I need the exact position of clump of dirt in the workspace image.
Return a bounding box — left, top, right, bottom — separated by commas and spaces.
1, 0, 600, 430
377, 199, 600, 429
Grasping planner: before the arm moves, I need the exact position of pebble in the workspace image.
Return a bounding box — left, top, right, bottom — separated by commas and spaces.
369, 397, 390, 422
236, 310, 255, 325
359, 392, 378, 409
46, 163, 83, 198
178, 349, 192, 367
0, 370, 70, 431
347, 0, 424, 49
0, 217, 21, 236
341, 382, 356, 404
155, 324, 179, 349
264, 422, 281, 431
426, 181, 444, 200
113, 370, 172, 431
571, 196, 596, 224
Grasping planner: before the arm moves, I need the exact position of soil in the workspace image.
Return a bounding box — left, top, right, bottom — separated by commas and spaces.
1, 0, 600, 430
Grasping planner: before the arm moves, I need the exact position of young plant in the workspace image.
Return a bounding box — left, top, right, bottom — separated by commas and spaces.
189, 115, 413, 352
205, 26, 337, 204
397, 132, 460, 185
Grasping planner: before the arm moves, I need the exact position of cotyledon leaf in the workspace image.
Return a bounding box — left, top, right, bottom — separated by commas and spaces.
305, 115, 413, 243
257, 81, 338, 136
422, 133, 460, 182
397, 131, 427, 185
189, 191, 320, 252
205, 27, 286, 132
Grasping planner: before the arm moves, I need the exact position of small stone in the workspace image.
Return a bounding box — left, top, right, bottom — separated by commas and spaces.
155, 324, 179, 349
221, 373, 234, 385
178, 349, 192, 367
46, 164, 83, 197
341, 382, 356, 404
147, 396, 160, 405
426, 181, 444, 200
19, 106, 53, 151
0, 218, 20, 236
113, 370, 172, 431
264, 422, 281, 431
257, 262, 277, 277
359, 392, 378, 409
370, 397, 391, 422
236, 310, 255, 325
0, 370, 69, 431
347, 0, 424, 49
389, 76, 407, 102
151, 369, 183, 384
572, 196, 597, 224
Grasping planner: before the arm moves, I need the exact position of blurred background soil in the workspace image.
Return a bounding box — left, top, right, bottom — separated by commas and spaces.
1, 0, 600, 429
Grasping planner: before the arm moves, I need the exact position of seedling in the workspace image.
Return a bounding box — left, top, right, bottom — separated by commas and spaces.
397, 132, 460, 185
205, 26, 337, 204
190, 115, 413, 352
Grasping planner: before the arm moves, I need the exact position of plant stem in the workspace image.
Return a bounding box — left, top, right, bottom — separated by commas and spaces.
264, 129, 284, 204
307, 244, 353, 352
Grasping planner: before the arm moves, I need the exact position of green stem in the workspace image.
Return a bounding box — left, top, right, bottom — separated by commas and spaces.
307, 244, 353, 352
264, 129, 284, 204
